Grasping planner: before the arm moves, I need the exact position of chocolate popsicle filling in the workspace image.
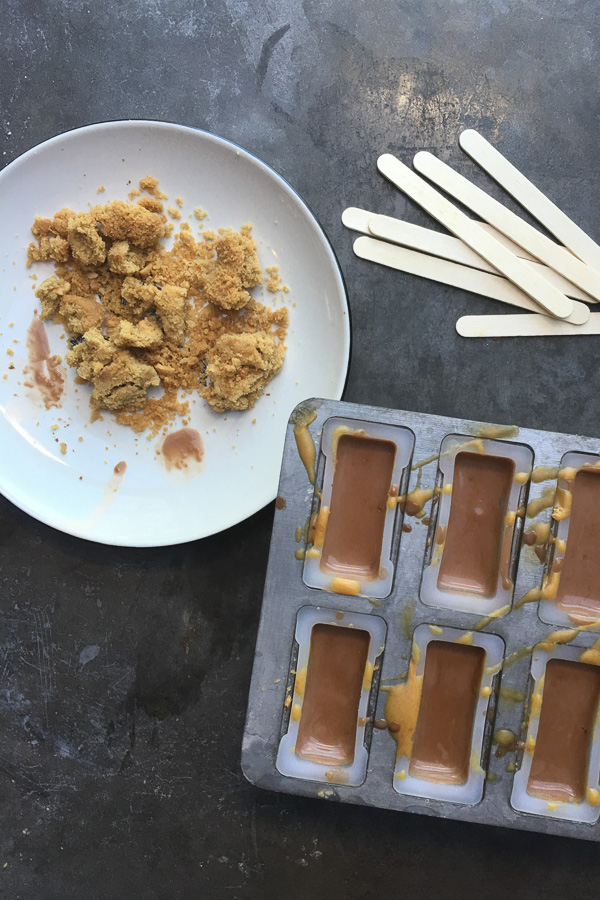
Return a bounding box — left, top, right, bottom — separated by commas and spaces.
438, 451, 515, 597
320, 434, 396, 581
295, 623, 370, 766
556, 469, 600, 619
409, 640, 485, 784
527, 658, 600, 803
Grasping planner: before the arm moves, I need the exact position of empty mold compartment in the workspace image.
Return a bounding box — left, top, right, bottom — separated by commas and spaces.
421, 434, 533, 616
276, 606, 386, 786
303, 417, 414, 599
511, 644, 600, 824
389, 624, 504, 805
538, 452, 600, 630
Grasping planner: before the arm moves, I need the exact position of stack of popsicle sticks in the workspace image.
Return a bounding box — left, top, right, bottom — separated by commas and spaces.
343, 130, 600, 337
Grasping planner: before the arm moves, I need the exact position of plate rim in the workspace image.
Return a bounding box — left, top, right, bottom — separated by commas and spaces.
0, 119, 351, 546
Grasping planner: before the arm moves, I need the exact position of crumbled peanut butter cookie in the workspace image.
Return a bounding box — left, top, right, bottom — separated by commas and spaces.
27, 179, 288, 433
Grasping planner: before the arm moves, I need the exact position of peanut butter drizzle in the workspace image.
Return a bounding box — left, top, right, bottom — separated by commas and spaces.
530, 674, 545, 718
362, 660, 374, 691
473, 604, 510, 631
527, 486, 556, 520
330, 577, 361, 596
292, 407, 317, 484
493, 728, 517, 757
499, 686, 525, 704
457, 631, 474, 645
500, 617, 600, 671
559, 466, 578, 482
532, 465, 559, 484
24, 316, 66, 409
580, 636, 600, 666
410, 435, 488, 474
411, 451, 440, 472
330, 425, 365, 464
552, 485, 572, 522
588, 788, 600, 806
513, 587, 542, 611
477, 424, 520, 440
294, 666, 307, 698
406, 487, 435, 517
542, 568, 561, 601
522, 521, 551, 547
325, 768, 349, 785
312, 506, 330, 548
384, 652, 423, 760
499, 520, 515, 591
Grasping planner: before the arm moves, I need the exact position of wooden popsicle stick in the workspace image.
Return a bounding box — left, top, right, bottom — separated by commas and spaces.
342, 206, 378, 234
367, 214, 591, 301
413, 151, 600, 303
353, 236, 589, 325
474, 222, 538, 262
377, 154, 573, 319
457, 312, 600, 338
343, 206, 539, 264
343, 206, 542, 261
343, 205, 594, 301
459, 130, 600, 271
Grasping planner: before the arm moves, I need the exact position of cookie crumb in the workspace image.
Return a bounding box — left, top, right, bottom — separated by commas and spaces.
27, 185, 289, 435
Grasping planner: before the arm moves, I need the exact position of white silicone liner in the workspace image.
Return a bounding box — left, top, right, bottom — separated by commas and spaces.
392, 624, 505, 805
276, 606, 387, 786
302, 416, 415, 599
420, 434, 534, 616
538, 451, 600, 629
511, 644, 600, 824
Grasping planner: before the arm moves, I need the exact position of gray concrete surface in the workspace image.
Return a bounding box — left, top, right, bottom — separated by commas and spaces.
2, 1, 600, 897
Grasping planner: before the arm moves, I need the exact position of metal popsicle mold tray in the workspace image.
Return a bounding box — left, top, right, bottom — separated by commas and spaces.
241, 398, 600, 841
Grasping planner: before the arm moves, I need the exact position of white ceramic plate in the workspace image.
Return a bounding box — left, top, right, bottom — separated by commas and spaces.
0, 121, 349, 545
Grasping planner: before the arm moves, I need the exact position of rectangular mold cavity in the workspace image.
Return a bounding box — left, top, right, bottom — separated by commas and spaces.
302, 417, 415, 599
276, 606, 386, 786
391, 624, 504, 805
538, 451, 600, 630
511, 644, 600, 824
420, 434, 533, 616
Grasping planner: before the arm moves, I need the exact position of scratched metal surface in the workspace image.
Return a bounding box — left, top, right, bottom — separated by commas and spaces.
242, 397, 600, 841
